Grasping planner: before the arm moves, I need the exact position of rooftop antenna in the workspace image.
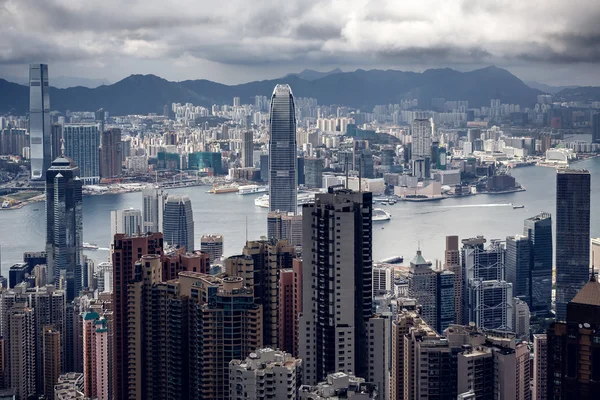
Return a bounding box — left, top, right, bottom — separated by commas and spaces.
60, 137, 65, 156
592, 251, 596, 282
245, 216, 248, 244
345, 156, 349, 189
358, 157, 362, 193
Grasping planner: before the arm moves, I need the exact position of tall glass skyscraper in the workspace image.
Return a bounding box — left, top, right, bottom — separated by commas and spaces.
63, 124, 101, 184
555, 169, 591, 321
162, 194, 195, 251
29, 64, 52, 180
269, 84, 297, 214
45, 155, 83, 301
524, 212, 553, 317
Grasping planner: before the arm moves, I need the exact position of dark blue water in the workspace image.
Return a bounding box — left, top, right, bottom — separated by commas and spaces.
1, 158, 598, 270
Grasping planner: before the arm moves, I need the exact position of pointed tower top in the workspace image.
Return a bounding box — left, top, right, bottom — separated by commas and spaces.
60, 137, 65, 156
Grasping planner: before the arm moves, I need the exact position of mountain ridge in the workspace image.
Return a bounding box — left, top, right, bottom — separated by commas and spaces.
0, 66, 553, 115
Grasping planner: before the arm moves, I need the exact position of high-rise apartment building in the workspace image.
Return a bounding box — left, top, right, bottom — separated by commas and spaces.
532, 334, 547, 400
524, 212, 553, 317
267, 211, 302, 247
111, 233, 163, 400
42, 326, 61, 400
82, 310, 110, 400
548, 274, 600, 398
63, 124, 100, 184
269, 84, 297, 213
9, 303, 36, 400
228, 348, 302, 400
200, 234, 224, 263
46, 155, 83, 301
226, 239, 295, 347
100, 128, 122, 179
110, 208, 143, 237
299, 188, 373, 385
29, 63, 52, 180
411, 118, 433, 178
163, 194, 195, 251
142, 186, 165, 233
242, 130, 254, 167
555, 169, 591, 321
444, 235, 463, 326
277, 259, 303, 357
299, 372, 378, 400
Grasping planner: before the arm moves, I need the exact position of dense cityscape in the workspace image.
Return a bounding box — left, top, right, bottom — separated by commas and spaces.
0, 55, 598, 400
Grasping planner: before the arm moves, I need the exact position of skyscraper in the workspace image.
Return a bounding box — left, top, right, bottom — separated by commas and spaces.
29, 63, 52, 180
42, 326, 61, 399
505, 235, 531, 300
532, 334, 547, 400
304, 157, 324, 189
9, 303, 36, 400
444, 235, 463, 326
411, 118, 433, 179
111, 233, 163, 400
242, 130, 254, 168
142, 186, 165, 233
110, 208, 143, 237
269, 84, 297, 213
555, 169, 591, 321
63, 124, 101, 184
592, 113, 600, 143
267, 211, 302, 247
524, 212, 553, 317
200, 234, 224, 263
46, 155, 83, 301
100, 128, 122, 179
299, 187, 373, 385
547, 274, 600, 398
163, 194, 194, 251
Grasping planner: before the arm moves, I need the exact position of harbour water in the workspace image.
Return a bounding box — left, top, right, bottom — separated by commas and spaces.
1, 157, 599, 270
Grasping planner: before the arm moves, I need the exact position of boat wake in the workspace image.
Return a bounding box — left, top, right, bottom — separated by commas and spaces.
439, 203, 513, 209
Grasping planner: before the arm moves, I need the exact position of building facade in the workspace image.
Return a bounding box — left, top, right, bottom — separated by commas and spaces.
100, 128, 122, 179
269, 84, 297, 214
63, 124, 100, 184
163, 194, 195, 251
142, 186, 165, 234
200, 234, 224, 263
524, 213, 553, 318
29, 63, 52, 180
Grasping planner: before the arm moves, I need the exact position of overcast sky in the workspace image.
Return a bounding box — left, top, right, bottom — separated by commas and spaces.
0, 0, 599, 86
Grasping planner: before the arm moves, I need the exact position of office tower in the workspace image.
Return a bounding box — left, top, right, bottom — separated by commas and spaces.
242, 130, 253, 167
111, 233, 163, 400
304, 157, 324, 189
390, 311, 458, 400
269, 84, 297, 213
142, 186, 165, 233
532, 334, 547, 400
51, 123, 62, 161
548, 274, 600, 398
407, 249, 455, 333
260, 154, 269, 182
462, 237, 513, 330
100, 128, 122, 178
513, 298, 530, 341
524, 213, 553, 317
266, 211, 302, 246
444, 235, 463, 325
505, 235, 531, 300
200, 234, 224, 263
46, 156, 83, 301
82, 310, 110, 400
593, 113, 600, 143
43, 326, 61, 399
63, 124, 100, 184
9, 303, 36, 400
372, 265, 393, 295
110, 208, 143, 238
297, 155, 305, 185
299, 188, 373, 385
163, 194, 194, 251
8, 263, 30, 288
411, 118, 433, 178
229, 348, 302, 400
299, 373, 378, 400
555, 169, 591, 321
227, 239, 295, 347
29, 63, 52, 180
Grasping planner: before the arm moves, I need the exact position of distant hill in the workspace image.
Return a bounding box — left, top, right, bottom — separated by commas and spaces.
553, 86, 600, 102
284, 68, 343, 81
0, 66, 545, 115
525, 81, 579, 94
2, 74, 111, 88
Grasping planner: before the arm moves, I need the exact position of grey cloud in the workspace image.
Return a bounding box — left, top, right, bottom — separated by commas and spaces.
0, 0, 598, 83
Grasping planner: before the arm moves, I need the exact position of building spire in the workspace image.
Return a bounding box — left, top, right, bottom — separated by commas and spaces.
60, 137, 65, 156
592, 251, 596, 282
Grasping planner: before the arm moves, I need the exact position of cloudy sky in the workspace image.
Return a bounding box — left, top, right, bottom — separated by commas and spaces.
0, 0, 599, 86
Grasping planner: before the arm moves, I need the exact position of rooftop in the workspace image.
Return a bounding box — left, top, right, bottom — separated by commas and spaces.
571, 275, 600, 307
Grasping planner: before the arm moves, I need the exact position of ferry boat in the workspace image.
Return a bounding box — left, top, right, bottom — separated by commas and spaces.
83, 242, 99, 250
208, 184, 239, 194
237, 185, 268, 195
512, 204, 525, 209
254, 192, 316, 208
372, 208, 392, 221
1, 200, 10, 208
